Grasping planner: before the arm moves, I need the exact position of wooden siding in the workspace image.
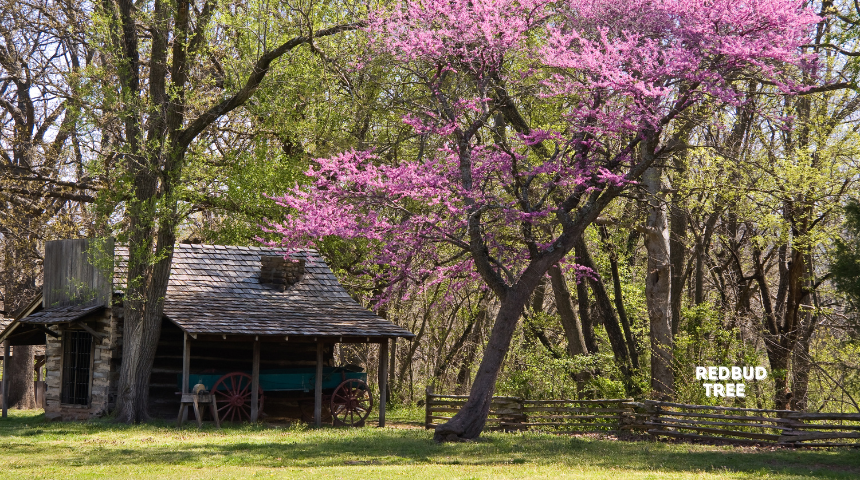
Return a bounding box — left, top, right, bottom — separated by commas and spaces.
43, 238, 114, 310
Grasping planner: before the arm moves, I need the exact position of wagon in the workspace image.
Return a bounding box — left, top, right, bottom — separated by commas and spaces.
182, 366, 373, 426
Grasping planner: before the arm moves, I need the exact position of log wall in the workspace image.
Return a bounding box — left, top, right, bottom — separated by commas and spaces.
148, 319, 335, 420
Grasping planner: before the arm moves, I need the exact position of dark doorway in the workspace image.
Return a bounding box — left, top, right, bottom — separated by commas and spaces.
61, 331, 92, 405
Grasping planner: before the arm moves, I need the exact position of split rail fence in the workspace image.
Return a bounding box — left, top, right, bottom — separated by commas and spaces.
425, 391, 860, 447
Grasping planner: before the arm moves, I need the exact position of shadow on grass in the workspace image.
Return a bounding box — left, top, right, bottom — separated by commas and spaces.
2, 410, 860, 478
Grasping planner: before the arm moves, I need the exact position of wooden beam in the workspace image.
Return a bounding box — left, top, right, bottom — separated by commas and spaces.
0, 322, 20, 344
379, 340, 388, 428
2, 341, 9, 418
182, 333, 191, 394
182, 333, 190, 424
74, 321, 106, 340
251, 340, 260, 422
389, 338, 397, 395
315, 341, 323, 427
36, 325, 60, 338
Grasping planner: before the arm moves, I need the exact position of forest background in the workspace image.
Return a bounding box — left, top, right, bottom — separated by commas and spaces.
1, 0, 860, 440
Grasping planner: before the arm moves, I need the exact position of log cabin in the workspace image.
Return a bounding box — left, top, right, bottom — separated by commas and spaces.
0, 239, 414, 425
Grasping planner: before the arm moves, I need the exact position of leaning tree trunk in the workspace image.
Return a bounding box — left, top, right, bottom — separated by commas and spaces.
5, 345, 36, 409
643, 163, 674, 399
433, 288, 532, 441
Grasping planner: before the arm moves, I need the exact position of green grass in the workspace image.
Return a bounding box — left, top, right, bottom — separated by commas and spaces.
2, 408, 859, 479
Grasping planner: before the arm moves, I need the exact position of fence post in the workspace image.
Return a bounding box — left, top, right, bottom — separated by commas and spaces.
518, 397, 525, 429
424, 385, 434, 429
496, 396, 526, 431
645, 400, 661, 434
616, 399, 632, 431
510, 396, 525, 431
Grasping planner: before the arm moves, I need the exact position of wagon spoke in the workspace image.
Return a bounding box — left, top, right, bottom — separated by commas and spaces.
212, 372, 261, 424
330, 378, 372, 427
238, 382, 250, 397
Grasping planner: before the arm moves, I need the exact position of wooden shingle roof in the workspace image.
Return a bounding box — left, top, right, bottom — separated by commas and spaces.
19, 304, 105, 324
115, 244, 414, 339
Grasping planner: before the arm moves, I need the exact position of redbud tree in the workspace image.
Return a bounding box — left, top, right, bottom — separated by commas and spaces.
267, 0, 817, 440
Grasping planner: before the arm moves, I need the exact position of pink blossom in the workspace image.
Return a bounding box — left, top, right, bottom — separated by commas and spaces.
266, 0, 816, 306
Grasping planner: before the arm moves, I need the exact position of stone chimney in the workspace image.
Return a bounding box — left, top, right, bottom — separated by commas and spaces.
260, 256, 305, 291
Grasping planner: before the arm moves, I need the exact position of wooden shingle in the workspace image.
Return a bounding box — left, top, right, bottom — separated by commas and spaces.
113, 245, 414, 339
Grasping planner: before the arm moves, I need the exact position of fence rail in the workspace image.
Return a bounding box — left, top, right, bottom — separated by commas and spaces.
424, 391, 860, 447
425, 390, 638, 433
642, 400, 860, 447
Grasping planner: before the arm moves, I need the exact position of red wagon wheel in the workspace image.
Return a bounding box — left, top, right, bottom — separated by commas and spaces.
330, 378, 373, 427
211, 372, 264, 423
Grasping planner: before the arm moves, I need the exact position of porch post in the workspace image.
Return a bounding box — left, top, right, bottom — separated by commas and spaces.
379, 339, 388, 428
2, 341, 8, 418
251, 340, 260, 422
182, 333, 190, 423
389, 338, 397, 392
314, 341, 323, 427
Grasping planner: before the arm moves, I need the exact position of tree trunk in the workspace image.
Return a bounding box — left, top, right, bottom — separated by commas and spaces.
5, 345, 36, 409
669, 202, 686, 336
753, 244, 809, 409
574, 236, 636, 393
388, 338, 396, 404
599, 226, 640, 370
549, 265, 586, 356
1, 240, 39, 410
766, 341, 792, 409
790, 317, 813, 411
791, 262, 819, 412
114, 226, 177, 423
574, 245, 599, 354
433, 288, 532, 441
643, 163, 674, 399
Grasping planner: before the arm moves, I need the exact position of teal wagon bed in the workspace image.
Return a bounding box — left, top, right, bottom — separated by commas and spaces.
184, 366, 372, 426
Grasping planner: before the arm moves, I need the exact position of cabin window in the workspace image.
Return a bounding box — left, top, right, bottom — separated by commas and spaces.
61, 330, 92, 405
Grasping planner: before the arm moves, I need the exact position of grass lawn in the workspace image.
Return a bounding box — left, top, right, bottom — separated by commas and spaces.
2, 407, 859, 479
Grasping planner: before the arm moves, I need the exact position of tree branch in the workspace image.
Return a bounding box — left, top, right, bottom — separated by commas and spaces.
177, 22, 363, 149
